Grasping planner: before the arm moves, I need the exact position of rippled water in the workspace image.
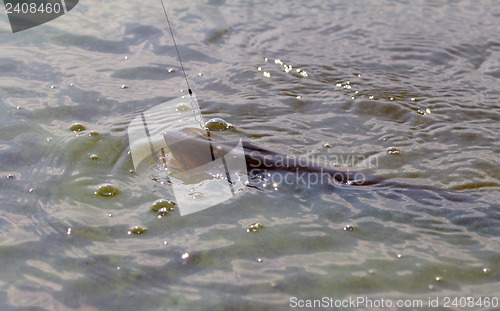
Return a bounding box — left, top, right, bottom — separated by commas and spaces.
1, 0, 499, 310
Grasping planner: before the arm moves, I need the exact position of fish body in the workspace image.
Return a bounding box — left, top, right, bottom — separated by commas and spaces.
164, 128, 445, 192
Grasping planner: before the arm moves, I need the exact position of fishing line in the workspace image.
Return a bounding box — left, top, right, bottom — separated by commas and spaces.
159, 0, 222, 176
160, 0, 205, 129
159, 0, 192, 96
127, 2, 244, 215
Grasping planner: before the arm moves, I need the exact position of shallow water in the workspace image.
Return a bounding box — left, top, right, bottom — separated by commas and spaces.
1, 0, 499, 310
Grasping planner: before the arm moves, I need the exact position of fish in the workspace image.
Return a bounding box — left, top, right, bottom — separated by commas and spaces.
127, 122, 471, 216
162, 127, 465, 197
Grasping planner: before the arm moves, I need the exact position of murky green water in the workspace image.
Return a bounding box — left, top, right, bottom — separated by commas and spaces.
1, 0, 499, 310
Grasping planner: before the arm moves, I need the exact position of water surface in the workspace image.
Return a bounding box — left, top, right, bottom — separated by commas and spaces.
0, 0, 499, 310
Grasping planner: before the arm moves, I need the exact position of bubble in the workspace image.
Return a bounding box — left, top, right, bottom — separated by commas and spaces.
189, 192, 203, 199
397, 253, 402, 259
95, 183, 118, 197
257, 258, 263, 263
204, 118, 233, 131
69, 123, 86, 132
181, 253, 189, 260
343, 224, 356, 231
387, 147, 400, 155
151, 199, 176, 215
128, 226, 147, 235
435, 276, 442, 282
247, 222, 264, 233
418, 108, 432, 116
176, 103, 190, 112
483, 268, 490, 274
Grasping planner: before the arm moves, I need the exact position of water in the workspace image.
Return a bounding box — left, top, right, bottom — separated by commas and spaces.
1, 0, 499, 310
